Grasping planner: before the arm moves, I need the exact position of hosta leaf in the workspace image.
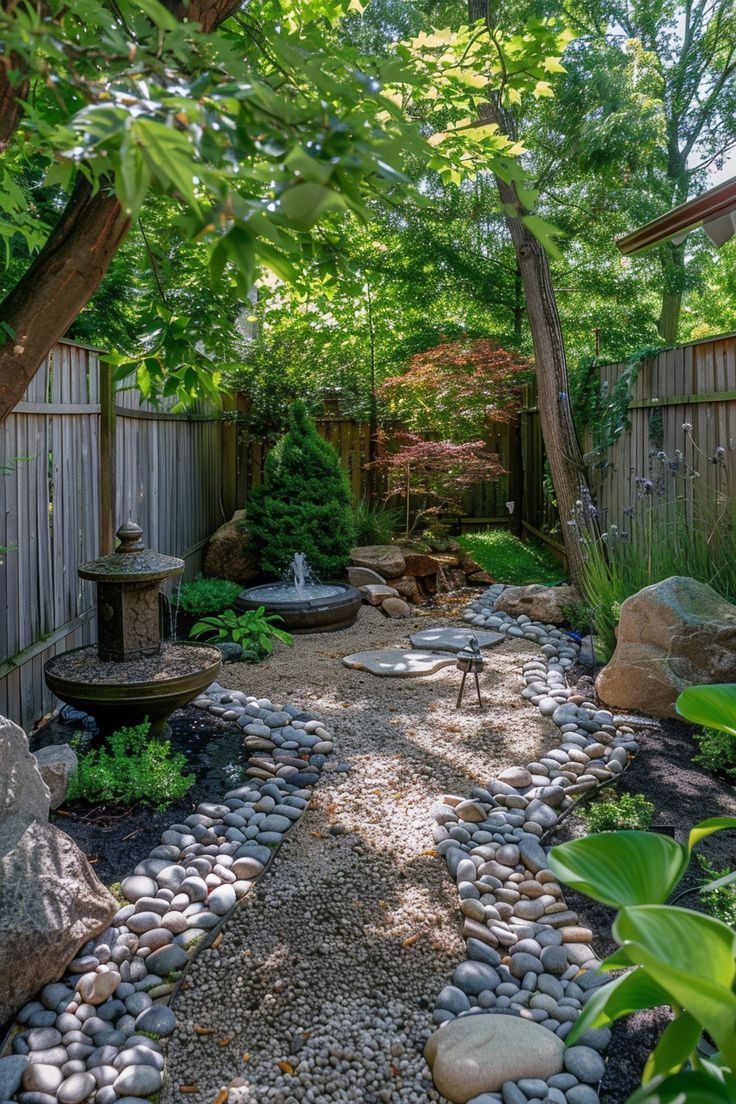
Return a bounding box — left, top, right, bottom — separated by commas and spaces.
613, 905, 736, 1055
688, 817, 736, 853
643, 1012, 702, 1084
548, 831, 689, 906
567, 969, 671, 1043
629, 1070, 736, 1104
676, 684, 736, 737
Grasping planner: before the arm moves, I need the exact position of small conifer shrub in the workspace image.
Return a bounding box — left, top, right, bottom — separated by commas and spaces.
245, 400, 355, 578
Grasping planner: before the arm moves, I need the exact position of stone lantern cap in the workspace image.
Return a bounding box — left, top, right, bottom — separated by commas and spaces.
78, 522, 184, 584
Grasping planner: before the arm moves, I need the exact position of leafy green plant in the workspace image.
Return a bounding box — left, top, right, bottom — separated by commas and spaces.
190, 606, 293, 661
65, 722, 193, 809
352, 498, 402, 546
562, 599, 595, 635
549, 818, 736, 1102
698, 855, 736, 929
459, 528, 564, 586
245, 401, 355, 579
174, 577, 241, 617
692, 726, 736, 781
581, 792, 654, 833
545, 683, 736, 1101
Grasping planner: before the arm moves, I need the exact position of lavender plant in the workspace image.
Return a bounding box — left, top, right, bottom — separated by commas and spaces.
571, 425, 736, 656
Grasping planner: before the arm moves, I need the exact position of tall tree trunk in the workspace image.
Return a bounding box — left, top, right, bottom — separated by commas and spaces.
656, 240, 686, 345
365, 281, 379, 502
0, 0, 241, 423
469, 0, 589, 584
495, 174, 588, 584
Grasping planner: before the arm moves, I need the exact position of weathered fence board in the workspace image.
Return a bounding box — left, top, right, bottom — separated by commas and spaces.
0, 342, 226, 732
586, 333, 736, 534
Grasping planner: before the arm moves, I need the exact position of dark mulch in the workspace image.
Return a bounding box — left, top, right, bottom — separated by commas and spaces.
545, 711, 736, 1103
31, 705, 247, 885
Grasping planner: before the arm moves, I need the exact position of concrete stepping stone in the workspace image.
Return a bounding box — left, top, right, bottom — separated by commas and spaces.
342, 650, 458, 677
409, 628, 504, 653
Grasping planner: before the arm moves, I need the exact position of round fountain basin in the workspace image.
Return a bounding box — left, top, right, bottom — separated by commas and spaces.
44, 642, 222, 738
236, 582, 362, 633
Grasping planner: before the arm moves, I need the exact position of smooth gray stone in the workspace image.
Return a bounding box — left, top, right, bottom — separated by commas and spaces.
112, 1065, 162, 1096
409, 628, 504, 653
436, 985, 471, 1015
342, 649, 457, 677
56, 1072, 95, 1104
564, 1046, 606, 1084
135, 1006, 176, 1037
113, 1047, 164, 1071
0, 1056, 29, 1097
453, 961, 501, 995
567, 1088, 600, 1104
145, 943, 188, 975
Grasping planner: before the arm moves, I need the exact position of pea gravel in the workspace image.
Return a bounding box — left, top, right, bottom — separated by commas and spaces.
160, 604, 558, 1104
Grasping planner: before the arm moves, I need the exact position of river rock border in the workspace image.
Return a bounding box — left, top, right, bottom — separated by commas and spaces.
0, 687, 333, 1104
423, 586, 647, 1104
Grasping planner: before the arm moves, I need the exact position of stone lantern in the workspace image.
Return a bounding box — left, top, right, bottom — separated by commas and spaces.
78, 522, 183, 661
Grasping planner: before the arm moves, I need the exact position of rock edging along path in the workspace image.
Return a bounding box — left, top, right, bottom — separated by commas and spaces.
422, 587, 647, 1104
0, 687, 333, 1104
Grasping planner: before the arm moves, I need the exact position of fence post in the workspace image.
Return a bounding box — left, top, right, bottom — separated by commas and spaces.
221, 392, 237, 519
99, 359, 116, 554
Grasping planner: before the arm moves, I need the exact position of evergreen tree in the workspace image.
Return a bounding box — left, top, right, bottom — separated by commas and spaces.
245, 402, 355, 579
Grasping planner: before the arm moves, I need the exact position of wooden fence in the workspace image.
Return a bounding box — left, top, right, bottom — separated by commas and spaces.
586, 333, 736, 533
0, 341, 231, 732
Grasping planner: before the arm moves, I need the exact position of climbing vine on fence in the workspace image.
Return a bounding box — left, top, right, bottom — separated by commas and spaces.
571, 346, 665, 457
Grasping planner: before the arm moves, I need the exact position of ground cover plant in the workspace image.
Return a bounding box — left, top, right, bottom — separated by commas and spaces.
245, 401, 355, 578
459, 528, 564, 586
580, 791, 655, 833
191, 607, 293, 661
66, 722, 193, 809
174, 578, 241, 617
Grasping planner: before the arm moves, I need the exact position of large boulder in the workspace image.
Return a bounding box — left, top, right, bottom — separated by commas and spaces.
203, 510, 259, 585
596, 576, 736, 717
425, 1015, 564, 1102
0, 716, 117, 1024
350, 545, 406, 580
0, 821, 117, 1025
494, 583, 579, 625
34, 744, 78, 809
401, 551, 440, 576
1, 716, 50, 852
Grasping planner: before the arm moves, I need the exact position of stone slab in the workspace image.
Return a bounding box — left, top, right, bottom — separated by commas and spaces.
410, 628, 504, 654
342, 650, 458, 677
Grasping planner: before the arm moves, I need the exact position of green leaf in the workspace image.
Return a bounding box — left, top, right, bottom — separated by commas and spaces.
567, 969, 670, 1043
548, 831, 689, 907
280, 182, 346, 229
613, 905, 736, 1057
643, 1012, 702, 1084
676, 684, 736, 736
688, 817, 736, 853
628, 1070, 736, 1104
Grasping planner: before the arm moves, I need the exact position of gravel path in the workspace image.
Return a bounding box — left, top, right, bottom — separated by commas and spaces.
161, 604, 557, 1104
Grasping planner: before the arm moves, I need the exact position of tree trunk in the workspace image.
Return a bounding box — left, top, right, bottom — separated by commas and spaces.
656, 240, 686, 345
0, 0, 242, 423
468, 0, 590, 585
0, 177, 131, 419
495, 175, 588, 585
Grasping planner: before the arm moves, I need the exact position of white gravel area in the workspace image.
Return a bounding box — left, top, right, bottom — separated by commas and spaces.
161, 602, 558, 1104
